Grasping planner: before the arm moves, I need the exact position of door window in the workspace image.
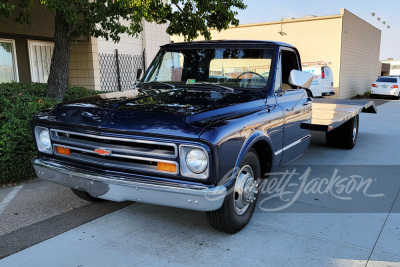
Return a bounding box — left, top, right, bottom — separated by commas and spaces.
0, 39, 18, 83
281, 50, 299, 89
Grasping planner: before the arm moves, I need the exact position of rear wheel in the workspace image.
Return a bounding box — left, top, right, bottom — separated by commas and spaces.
71, 188, 105, 202
326, 114, 359, 149
206, 149, 261, 234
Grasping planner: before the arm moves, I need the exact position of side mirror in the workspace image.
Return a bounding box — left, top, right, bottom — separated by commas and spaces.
136, 69, 143, 81
288, 70, 314, 88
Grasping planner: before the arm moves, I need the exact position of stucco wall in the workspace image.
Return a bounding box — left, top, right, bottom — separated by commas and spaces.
339, 9, 381, 99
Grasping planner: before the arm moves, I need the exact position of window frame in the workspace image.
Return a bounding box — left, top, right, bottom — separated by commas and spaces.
279, 47, 301, 91
0, 38, 19, 82
27, 40, 55, 83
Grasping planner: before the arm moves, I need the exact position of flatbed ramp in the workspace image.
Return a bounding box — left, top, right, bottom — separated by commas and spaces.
302, 98, 377, 132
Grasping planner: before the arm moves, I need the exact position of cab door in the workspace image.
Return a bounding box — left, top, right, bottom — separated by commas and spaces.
275, 49, 312, 166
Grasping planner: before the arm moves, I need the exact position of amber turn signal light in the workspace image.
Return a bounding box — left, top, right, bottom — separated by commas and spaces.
56, 146, 71, 156
157, 162, 177, 173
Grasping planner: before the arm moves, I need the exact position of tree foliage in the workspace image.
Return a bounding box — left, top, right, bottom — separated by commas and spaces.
0, 0, 246, 99
0, 0, 15, 18
168, 0, 246, 40
2, 0, 246, 41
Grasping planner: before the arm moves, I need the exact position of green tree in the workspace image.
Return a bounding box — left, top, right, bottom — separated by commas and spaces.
0, 0, 246, 100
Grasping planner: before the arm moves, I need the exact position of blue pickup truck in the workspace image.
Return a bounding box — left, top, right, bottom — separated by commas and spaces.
32, 41, 376, 233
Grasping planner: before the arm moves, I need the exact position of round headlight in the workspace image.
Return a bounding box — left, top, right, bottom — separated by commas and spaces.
39, 129, 51, 150
185, 148, 208, 174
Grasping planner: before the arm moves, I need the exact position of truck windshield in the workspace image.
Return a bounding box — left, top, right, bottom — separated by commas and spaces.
143, 48, 274, 90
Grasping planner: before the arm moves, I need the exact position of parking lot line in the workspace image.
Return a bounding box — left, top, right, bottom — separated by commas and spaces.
0, 185, 24, 216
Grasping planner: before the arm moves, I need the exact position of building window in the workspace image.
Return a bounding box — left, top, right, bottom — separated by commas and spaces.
28, 40, 54, 83
0, 39, 19, 83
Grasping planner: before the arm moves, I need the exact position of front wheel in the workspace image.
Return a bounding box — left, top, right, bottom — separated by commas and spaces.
206, 149, 261, 234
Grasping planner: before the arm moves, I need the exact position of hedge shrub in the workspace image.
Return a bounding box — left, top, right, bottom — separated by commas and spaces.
0, 82, 102, 184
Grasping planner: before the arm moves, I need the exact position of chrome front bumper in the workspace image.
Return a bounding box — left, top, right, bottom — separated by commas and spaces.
33, 158, 226, 211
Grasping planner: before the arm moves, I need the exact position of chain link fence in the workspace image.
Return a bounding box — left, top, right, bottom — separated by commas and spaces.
99, 49, 145, 92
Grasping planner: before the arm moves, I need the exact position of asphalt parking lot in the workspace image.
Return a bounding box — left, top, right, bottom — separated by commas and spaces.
0, 99, 399, 266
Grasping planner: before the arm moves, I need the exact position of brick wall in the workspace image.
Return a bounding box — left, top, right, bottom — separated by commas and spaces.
68, 37, 101, 91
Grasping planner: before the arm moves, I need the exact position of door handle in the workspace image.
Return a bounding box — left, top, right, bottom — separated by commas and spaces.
260, 108, 271, 114
286, 107, 294, 112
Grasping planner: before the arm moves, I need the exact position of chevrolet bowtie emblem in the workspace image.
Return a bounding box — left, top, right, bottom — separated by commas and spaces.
94, 148, 111, 156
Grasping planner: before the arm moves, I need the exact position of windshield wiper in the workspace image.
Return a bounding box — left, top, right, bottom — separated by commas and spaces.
142, 81, 176, 89
194, 82, 235, 92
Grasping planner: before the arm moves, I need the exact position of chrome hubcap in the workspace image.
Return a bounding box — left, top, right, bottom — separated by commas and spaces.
233, 165, 258, 215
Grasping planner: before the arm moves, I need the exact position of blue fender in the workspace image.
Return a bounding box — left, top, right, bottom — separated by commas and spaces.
222, 130, 279, 188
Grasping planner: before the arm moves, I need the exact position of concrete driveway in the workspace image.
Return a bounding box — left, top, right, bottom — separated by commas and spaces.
0, 100, 399, 266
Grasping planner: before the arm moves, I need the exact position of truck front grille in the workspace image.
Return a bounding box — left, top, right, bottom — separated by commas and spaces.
50, 129, 178, 175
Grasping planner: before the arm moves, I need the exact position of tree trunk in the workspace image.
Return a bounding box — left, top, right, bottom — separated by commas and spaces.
45, 10, 73, 101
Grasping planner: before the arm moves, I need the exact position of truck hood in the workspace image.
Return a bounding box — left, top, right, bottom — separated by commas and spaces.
36, 89, 266, 139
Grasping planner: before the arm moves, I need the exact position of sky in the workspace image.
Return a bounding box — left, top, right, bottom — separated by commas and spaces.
234, 0, 399, 60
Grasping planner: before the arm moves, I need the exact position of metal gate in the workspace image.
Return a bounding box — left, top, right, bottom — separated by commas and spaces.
99, 49, 145, 92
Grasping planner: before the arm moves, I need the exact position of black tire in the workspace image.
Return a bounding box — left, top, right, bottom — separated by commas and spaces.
70, 188, 105, 202
206, 149, 261, 234
326, 114, 359, 149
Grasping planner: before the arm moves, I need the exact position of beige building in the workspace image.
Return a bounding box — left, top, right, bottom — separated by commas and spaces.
0, 2, 170, 91
69, 21, 170, 91
173, 9, 381, 99
381, 59, 400, 76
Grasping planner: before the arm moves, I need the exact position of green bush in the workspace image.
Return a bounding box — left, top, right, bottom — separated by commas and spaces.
0, 82, 102, 184
353, 91, 371, 99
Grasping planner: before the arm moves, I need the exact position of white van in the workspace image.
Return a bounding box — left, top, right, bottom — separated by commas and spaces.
302, 65, 335, 97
